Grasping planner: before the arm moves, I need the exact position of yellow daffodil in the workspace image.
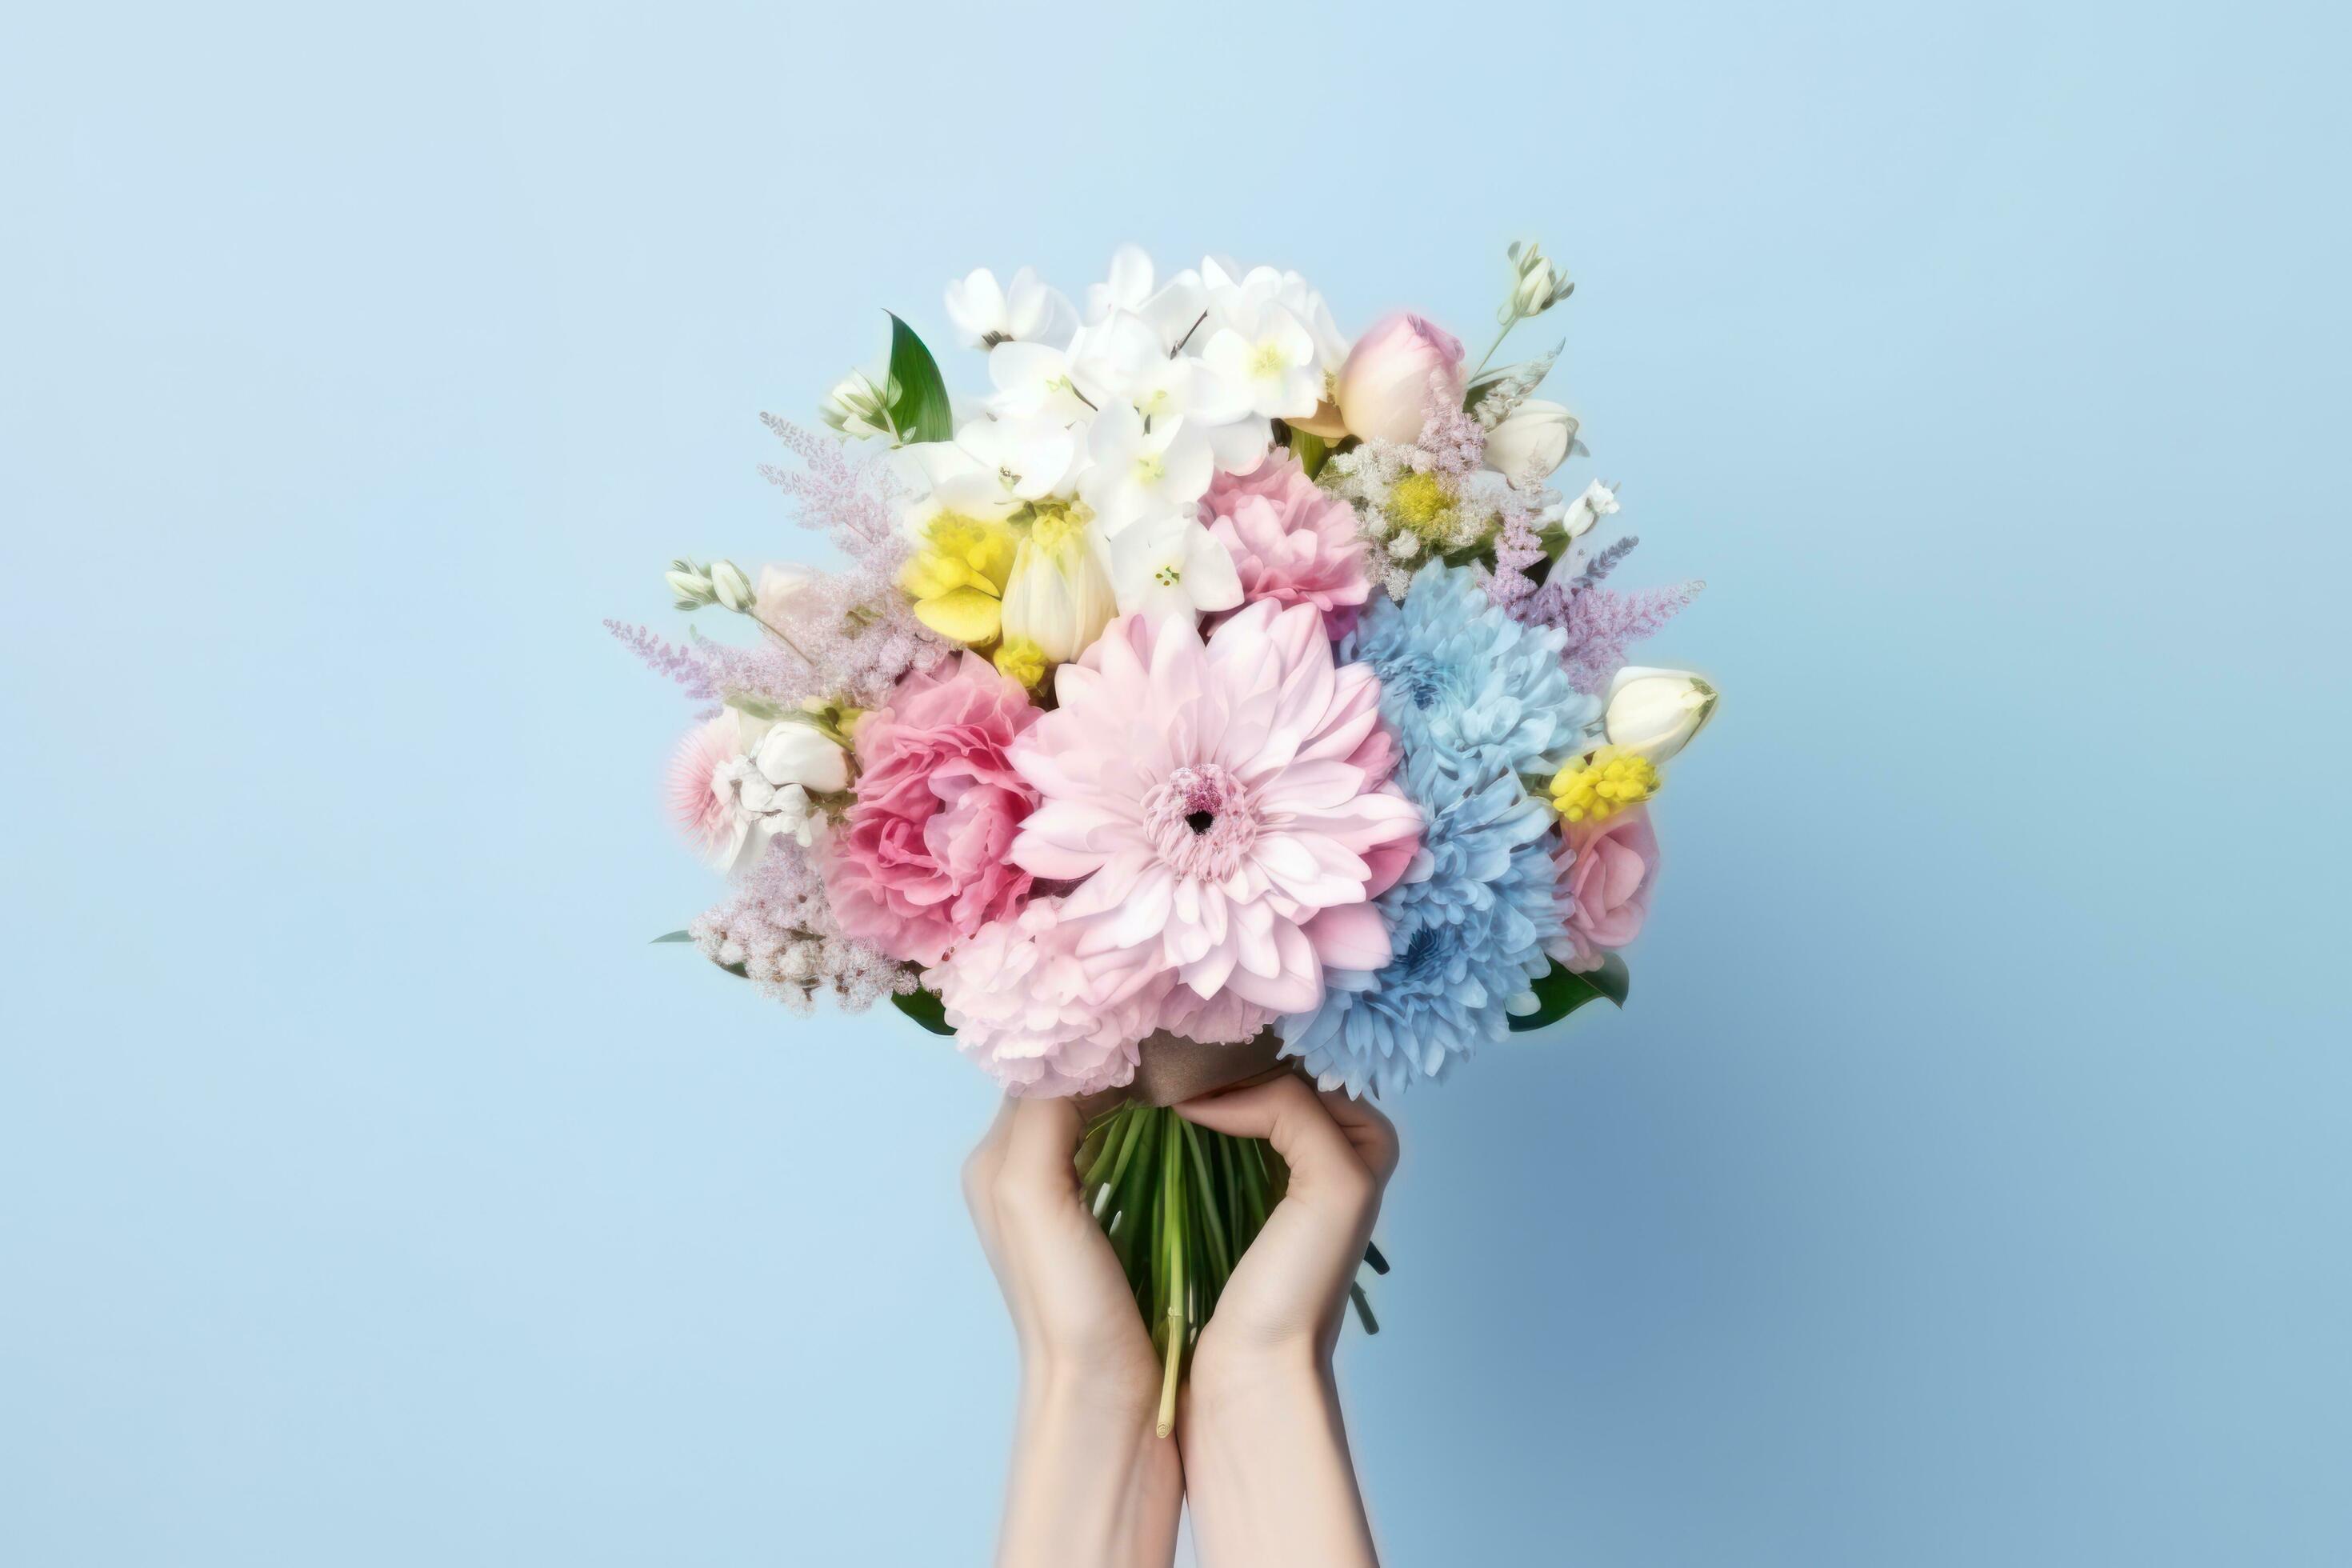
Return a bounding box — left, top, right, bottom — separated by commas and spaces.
902, 513, 1018, 646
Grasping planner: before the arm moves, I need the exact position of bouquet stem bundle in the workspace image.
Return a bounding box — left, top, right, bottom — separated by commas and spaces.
1078, 1102, 1383, 1436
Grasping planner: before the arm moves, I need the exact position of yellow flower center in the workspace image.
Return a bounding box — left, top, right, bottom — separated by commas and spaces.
1390, 471, 1457, 541
1549, 746, 1662, 824
1249, 342, 1290, 378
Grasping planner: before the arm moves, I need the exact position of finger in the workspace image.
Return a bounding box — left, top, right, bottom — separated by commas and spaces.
995, 1095, 1085, 1218
1319, 1087, 1400, 1186
1174, 1074, 1366, 1199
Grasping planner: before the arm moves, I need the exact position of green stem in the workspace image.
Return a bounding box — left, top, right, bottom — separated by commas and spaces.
1472, 315, 1518, 379
1156, 1114, 1187, 1438
1183, 1122, 1234, 1286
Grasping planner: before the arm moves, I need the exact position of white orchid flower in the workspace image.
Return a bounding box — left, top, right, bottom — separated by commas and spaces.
1073, 311, 1219, 425
950, 415, 1085, 504
944, 266, 1077, 350
1080, 405, 1214, 534
1198, 278, 1322, 422
1102, 511, 1243, 626
986, 340, 1096, 422
1085, 244, 1155, 323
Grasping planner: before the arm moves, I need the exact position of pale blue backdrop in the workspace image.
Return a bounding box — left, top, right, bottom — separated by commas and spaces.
4, 1, 2347, 1563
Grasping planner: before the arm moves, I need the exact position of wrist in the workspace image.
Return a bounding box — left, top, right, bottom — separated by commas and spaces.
1184, 1342, 1330, 1426
1176, 1350, 1377, 1568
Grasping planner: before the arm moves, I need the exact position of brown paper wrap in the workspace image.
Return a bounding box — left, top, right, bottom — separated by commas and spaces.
1073, 1029, 1290, 1123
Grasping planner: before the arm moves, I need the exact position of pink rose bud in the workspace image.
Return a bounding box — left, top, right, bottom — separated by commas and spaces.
1335, 311, 1466, 446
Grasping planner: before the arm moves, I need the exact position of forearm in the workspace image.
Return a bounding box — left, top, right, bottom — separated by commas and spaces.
998, 1367, 1182, 1568
1178, 1354, 1378, 1568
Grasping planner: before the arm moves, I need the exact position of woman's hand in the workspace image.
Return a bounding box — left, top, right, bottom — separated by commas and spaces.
965, 1096, 1182, 1568
1172, 1074, 1397, 1567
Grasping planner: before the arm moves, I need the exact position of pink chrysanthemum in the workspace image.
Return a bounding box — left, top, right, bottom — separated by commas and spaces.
924, 900, 1167, 1098
1010, 602, 1422, 1017
823, 653, 1041, 966
1201, 453, 1372, 639
667, 713, 740, 868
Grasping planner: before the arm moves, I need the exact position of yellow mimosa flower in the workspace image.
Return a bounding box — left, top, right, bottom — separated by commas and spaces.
1549, 745, 1662, 824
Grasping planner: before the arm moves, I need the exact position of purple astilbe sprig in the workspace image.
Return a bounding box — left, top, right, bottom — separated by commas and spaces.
1571, 533, 1641, 590
606, 619, 719, 702
1515, 577, 1703, 694
691, 839, 914, 1014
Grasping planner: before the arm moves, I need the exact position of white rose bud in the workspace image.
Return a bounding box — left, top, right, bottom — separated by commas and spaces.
708, 559, 755, 613
1482, 399, 1582, 482
1603, 666, 1719, 763
753, 718, 850, 794
1559, 479, 1620, 542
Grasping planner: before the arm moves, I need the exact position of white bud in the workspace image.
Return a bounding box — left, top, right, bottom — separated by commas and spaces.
665, 565, 714, 604
1558, 479, 1620, 542
753, 718, 850, 794
709, 559, 755, 613
1502, 240, 1572, 323
821, 370, 897, 442
1482, 399, 1582, 482
1602, 666, 1718, 763
998, 514, 1117, 663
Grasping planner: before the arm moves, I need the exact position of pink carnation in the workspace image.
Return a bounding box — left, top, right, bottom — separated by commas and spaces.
823, 652, 1040, 966
1201, 453, 1371, 639
1547, 807, 1660, 972
925, 901, 1166, 1098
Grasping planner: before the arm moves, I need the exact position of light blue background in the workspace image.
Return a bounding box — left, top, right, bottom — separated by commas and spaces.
5, 2, 2346, 1562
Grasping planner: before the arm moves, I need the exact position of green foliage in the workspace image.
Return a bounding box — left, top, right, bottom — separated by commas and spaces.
1507, 953, 1630, 1032
885, 314, 954, 444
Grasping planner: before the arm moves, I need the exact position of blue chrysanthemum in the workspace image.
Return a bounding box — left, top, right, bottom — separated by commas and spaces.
1338, 562, 1598, 782
1281, 746, 1565, 1097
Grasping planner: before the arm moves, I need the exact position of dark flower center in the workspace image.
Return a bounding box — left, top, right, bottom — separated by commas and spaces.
1186, 810, 1216, 834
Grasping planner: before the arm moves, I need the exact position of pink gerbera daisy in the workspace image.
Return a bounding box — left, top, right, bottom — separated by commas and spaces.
1009, 600, 1422, 1016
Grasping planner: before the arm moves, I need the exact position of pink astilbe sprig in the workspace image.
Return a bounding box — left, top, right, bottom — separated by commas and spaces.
690, 839, 914, 1014
1476, 490, 1550, 612
689, 416, 953, 710
757, 414, 900, 555
1417, 370, 1486, 477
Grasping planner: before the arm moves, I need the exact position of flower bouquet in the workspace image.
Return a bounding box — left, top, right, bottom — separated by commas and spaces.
614, 242, 1718, 1434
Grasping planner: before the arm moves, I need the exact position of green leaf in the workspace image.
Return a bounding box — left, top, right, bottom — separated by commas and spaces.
885, 313, 954, 444
1290, 428, 1330, 479
651, 930, 694, 944
1507, 953, 1630, 1033
891, 986, 958, 1036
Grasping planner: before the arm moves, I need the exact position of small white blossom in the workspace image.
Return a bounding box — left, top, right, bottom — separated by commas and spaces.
944, 266, 1077, 350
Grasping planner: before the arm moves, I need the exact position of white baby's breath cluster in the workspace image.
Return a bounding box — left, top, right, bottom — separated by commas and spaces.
690, 842, 912, 1014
